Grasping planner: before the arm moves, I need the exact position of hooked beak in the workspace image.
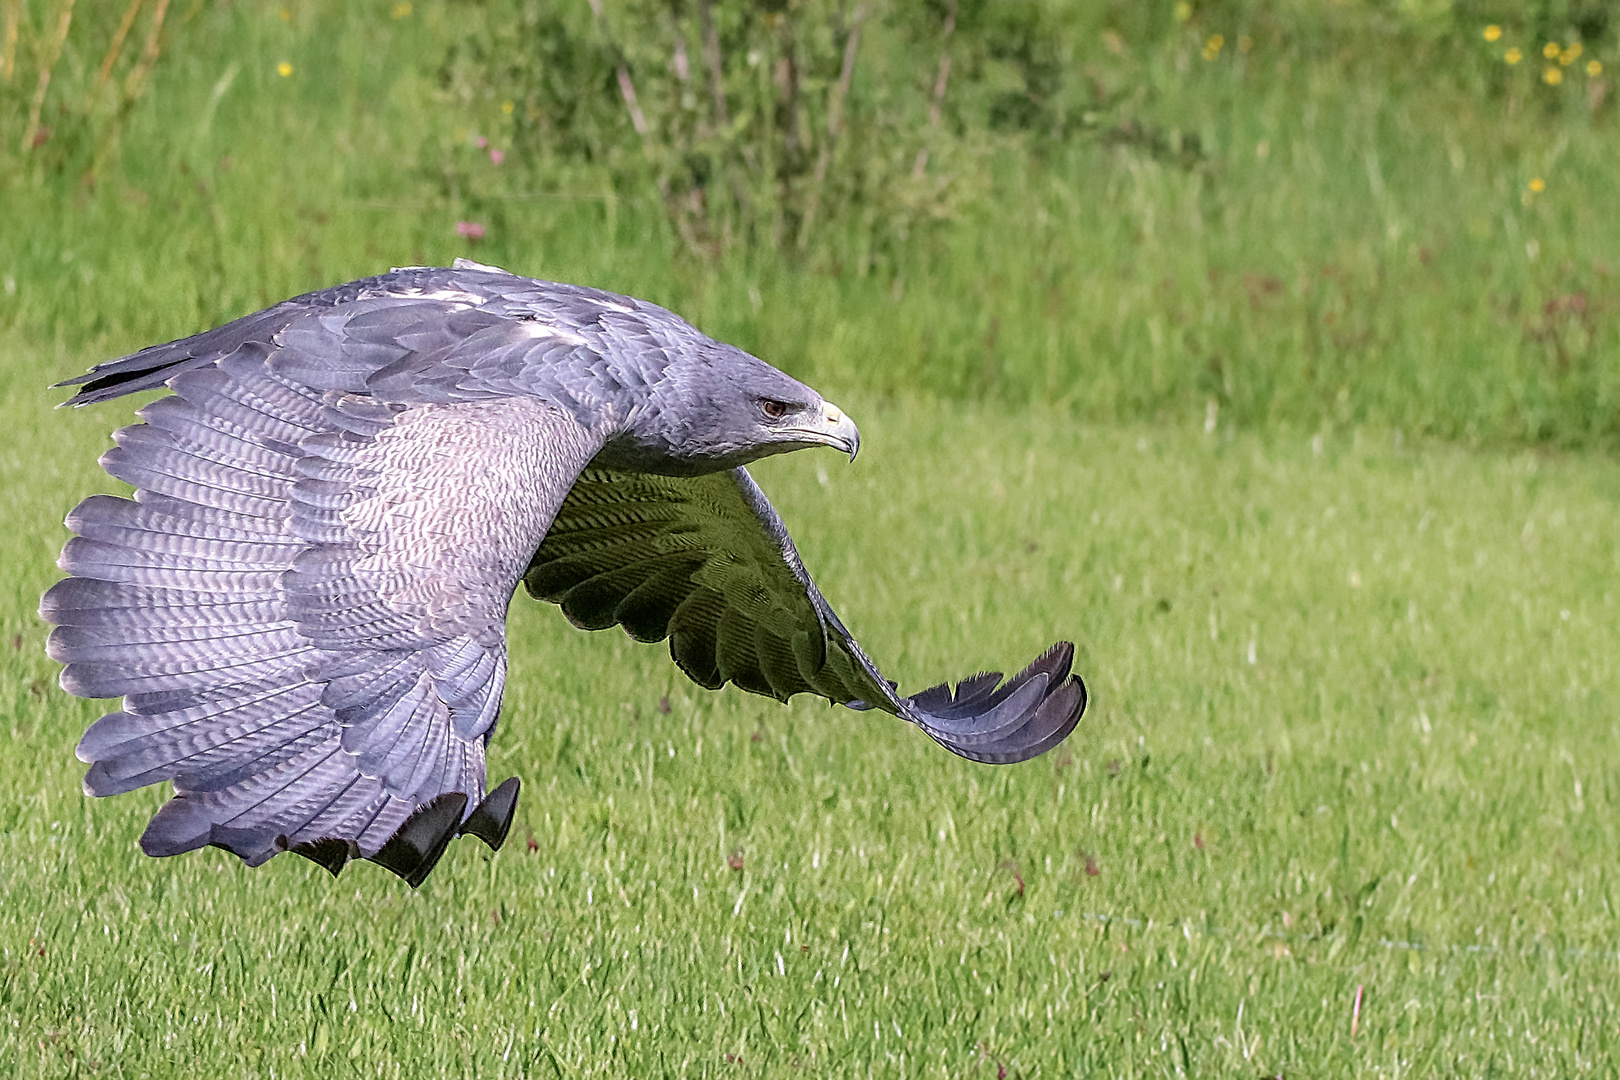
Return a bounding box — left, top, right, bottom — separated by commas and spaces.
776, 400, 861, 461
813, 401, 861, 462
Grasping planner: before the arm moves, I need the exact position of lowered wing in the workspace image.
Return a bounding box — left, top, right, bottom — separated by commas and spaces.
524, 467, 1085, 764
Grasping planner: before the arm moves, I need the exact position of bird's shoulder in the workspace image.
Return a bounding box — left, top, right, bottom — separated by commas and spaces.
60, 263, 708, 407
347, 261, 692, 339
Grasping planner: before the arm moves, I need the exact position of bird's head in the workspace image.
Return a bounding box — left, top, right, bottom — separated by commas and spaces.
602, 342, 860, 476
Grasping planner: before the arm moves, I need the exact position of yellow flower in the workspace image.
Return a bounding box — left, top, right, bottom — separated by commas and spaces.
1542, 42, 1560, 59
276, 61, 293, 77
391, 1, 412, 16
1483, 25, 1502, 43
502, 100, 515, 115
1504, 47, 1522, 64
1529, 177, 1545, 193
279, 8, 291, 20
1202, 34, 1224, 60
1544, 66, 1563, 85
1174, 2, 1192, 22
1588, 60, 1603, 77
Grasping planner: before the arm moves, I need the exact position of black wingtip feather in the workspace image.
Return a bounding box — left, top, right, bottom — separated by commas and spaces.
370, 793, 468, 888
459, 776, 521, 850
292, 837, 355, 877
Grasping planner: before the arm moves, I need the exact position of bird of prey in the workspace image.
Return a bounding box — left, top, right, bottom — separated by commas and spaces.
41, 259, 1085, 887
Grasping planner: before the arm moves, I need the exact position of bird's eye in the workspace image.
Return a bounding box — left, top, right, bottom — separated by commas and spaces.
759, 399, 790, 420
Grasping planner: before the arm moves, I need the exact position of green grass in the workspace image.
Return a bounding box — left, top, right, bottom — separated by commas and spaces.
4, 361, 1619, 1074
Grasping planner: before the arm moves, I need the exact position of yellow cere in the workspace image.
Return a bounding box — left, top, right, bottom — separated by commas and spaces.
1529, 177, 1546, 193
276, 61, 293, 77
1544, 66, 1563, 85
1504, 47, 1522, 64
1482, 25, 1502, 43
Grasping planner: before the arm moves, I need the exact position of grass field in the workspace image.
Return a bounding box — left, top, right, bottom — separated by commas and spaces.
3, 1, 1620, 1076
5, 366, 1619, 1075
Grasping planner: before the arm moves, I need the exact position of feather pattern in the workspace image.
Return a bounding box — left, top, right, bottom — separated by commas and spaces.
48, 300, 607, 883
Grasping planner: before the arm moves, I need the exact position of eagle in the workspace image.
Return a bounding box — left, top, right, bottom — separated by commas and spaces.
41, 260, 1086, 886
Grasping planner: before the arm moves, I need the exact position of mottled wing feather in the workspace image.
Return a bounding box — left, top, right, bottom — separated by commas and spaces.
525, 468, 1086, 763
45, 307, 606, 882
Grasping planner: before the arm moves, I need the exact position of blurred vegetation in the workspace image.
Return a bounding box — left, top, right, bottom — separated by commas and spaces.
1, 0, 1618, 445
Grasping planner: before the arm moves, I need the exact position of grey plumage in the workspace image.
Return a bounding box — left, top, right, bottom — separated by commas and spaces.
43, 259, 1086, 886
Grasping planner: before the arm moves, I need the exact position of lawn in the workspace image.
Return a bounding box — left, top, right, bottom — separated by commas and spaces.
4, 369, 1617, 1075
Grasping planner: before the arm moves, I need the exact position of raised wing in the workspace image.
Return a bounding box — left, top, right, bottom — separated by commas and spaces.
44, 316, 605, 885
524, 468, 1085, 763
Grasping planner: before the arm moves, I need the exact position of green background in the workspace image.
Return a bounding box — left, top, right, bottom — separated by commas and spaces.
2, 1, 1618, 1075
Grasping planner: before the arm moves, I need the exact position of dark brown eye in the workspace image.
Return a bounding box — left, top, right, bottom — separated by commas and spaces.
759, 399, 790, 420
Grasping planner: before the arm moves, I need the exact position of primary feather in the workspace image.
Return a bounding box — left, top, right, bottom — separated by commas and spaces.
43, 259, 1086, 886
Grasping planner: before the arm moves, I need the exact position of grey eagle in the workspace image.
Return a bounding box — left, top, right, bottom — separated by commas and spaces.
41, 259, 1085, 886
